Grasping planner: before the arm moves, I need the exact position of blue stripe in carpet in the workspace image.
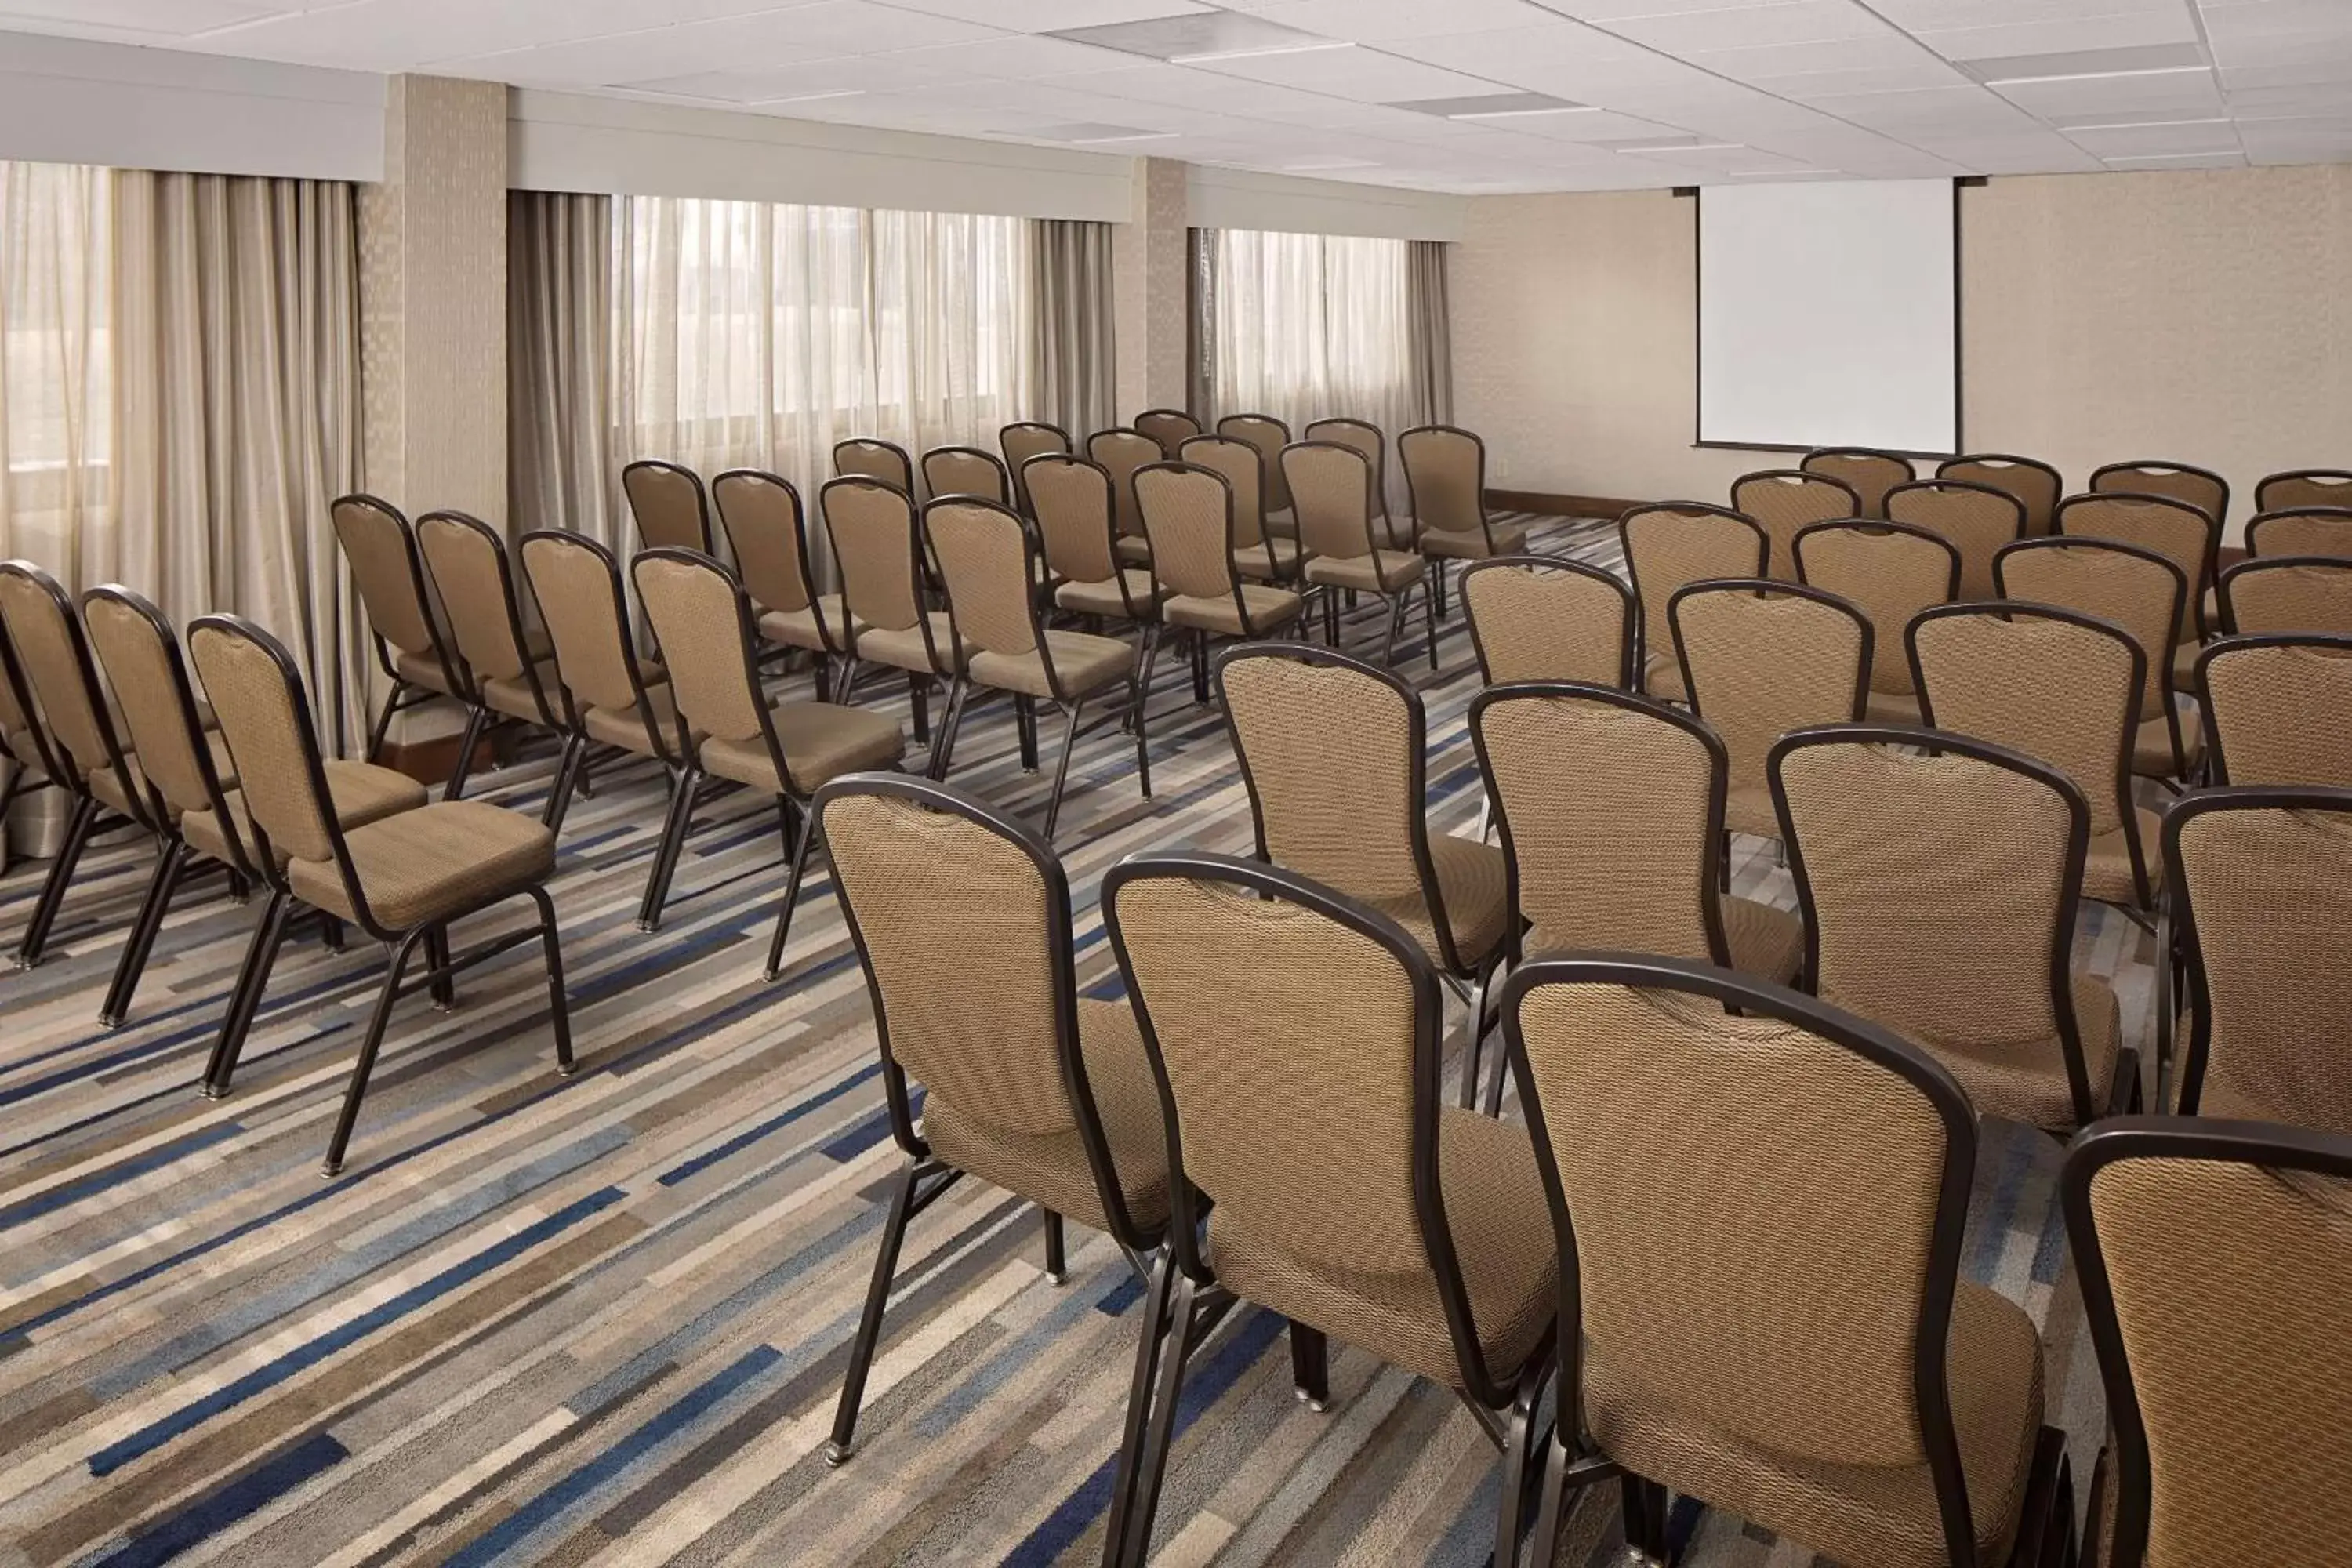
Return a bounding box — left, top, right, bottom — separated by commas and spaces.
86, 1432, 348, 1568
0, 1121, 242, 1232
656, 1062, 882, 1186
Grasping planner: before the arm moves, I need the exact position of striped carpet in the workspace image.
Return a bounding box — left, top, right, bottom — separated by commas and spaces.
0, 514, 2151, 1567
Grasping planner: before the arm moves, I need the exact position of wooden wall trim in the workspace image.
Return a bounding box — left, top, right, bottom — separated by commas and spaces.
1486, 488, 1642, 519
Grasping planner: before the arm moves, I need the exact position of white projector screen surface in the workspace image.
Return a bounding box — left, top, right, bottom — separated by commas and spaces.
1698, 179, 1958, 454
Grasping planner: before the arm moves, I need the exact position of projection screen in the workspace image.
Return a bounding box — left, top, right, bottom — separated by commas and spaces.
1697, 178, 1959, 454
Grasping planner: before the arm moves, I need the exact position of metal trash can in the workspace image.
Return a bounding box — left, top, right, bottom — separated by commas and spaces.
5, 770, 72, 871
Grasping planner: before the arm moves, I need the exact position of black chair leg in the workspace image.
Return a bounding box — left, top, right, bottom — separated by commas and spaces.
1422, 575, 1440, 670
542, 735, 586, 834
1494, 1363, 1545, 1568
1040, 697, 1085, 840
15, 794, 100, 968
1102, 1251, 1178, 1566
636, 766, 699, 933
1129, 663, 1152, 801
1379, 594, 1405, 666
442, 706, 489, 801
1043, 1209, 1067, 1284
927, 676, 969, 781
204, 888, 292, 1098
100, 838, 189, 1028
1288, 1320, 1329, 1410
1015, 693, 1040, 771
1115, 1269, 1207, 1568
908, 672, 931, 746
526, 884, 574, 1076
365, 681, 408, 764
763, 800, 820, 982
1189, 630, 1209, 703
321, 927, 426, 1177
318, 914, 345, 953
825, 1154, 928, 1465
424, 925, 456, 1011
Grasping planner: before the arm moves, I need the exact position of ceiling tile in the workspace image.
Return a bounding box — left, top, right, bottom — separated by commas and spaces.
1991, 66, 2225, 120
0, 0, 286, 34
877, 0, 1210, 27
1596, 0, 1898, 54
1185, 43, 1507, 103
1242, 0, 1561, 42
2064, 118, 2243, 155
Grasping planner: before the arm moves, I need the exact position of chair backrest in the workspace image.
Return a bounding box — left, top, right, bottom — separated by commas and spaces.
711, 469, 816, 617
1670, 579, 1871, 797
1399, 425, 1487, 543
1178, 434, 1269, 551
519, 530, 674, 758
2220, 556, 2352, 637
1794, 521, 1960, 697
1218, 644, 1433, 925
1506, 954, 1977, 1476
1024, 453, 1120, 587
416, 510, 546, 707
1134, 408, 1203, 457
1460, 556, 1635, 688
2059, 490, 2218, 641
2196, 633, 2352, 786
0, 560, 129, 797
920, 445, 1010, 507
2256, 469, 2352, 514
1087, 428, 1160, 540
82, 585, 234, 830
833, 437, 914, 495
0, 614, 49, 777
1303, 417, 1388, 520
1771, 725, 2096, 1124
820, 773, 1153, 1245
1937, 454, 2063, 536
187, 615, 343, 869
926, 497, 1043, 662
1282, 440, 1381, 564
1472, 683, 1732, 966
631, 548, 774, 757
821, 475, 924, 635
1997, 536, 2186, 723
1908, 603, 2141, 843
621, 459, 713, 554
1218, 413, 1293, 512
999, 420, 1072, 510
1800, 448, 1915, 517
332, 493, 459, 681
2245, 506, 2352, 560
2090, 459, 2227, 532
1618, 504, 1768, 685
1731, 470, 1860, 582
1886, 479, 2027, 601
1102, 852, 1461, 1298
1134, 461, 1240, 604
2063, 1119, 2352, 1568
2165, 789, 2352, 1130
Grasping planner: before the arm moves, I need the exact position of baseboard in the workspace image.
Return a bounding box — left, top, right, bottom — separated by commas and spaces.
376, 730, 494, 787
1486, 488, 1643, 520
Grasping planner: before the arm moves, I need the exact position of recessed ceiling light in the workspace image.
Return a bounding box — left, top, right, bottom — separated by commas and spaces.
1068, 130, 1181, 143
1978, 64, 2212, 89
1621, 142, 1741, 154
1169, 41, 1352, 65
2056, 115, 2230, 132
1456, 104, 1602, 122
757, 89, 867, 105
1391, 92, 1586, 120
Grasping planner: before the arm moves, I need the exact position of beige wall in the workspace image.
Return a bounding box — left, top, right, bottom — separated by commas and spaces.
1454, 164, 2352, 539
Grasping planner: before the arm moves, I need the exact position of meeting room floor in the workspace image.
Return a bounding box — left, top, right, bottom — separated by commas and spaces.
0, 514, 2146, 1567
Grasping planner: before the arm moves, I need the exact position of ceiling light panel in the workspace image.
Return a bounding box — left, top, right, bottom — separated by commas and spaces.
1991, 66, 2224, 121
1045, 10, 1322, 60
1389, 91, 1586, 117
1598, 0, 1900, 56
1182, 44, 1505, 103
879, 0, 1212, 28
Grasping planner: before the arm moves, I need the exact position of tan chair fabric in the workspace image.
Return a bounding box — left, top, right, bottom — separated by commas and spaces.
184, 622, 339, 862
834, 437, 913, 495
1620, 505, 1767, 702
1776, 738, 2116, 1132
1733, 471, 1857, 582
2245, 507, 2352, 560
2090, 461, 2227, 531
1134, 408, 1203, 456
2174, 803, 2352, 1131
2060, 492, 2216, 646
1477, 688, 1798, 982
1135, 462, 1239, 604
921, 446, 1010, 506
822, 789, 1170, 1229
823, 478, 964, 677
2200, 638, 2352, 786
0, 622, 48, 775
1886, 481, 2026, 601
999, 422, 1070, 507
184, 762, 423, 869
1110, 872, 1553, 1388
1025, 454, 1134, 610
1795, 522, 1957, 699
1087, 429, 1160, 544
2256, 470, 2352, 514
2080, 1149, 2352, 1568
928, 500, 1134, 702
518, 532, 685, 764
1402, 426, 1523, 561
712, 470, 852, 655
1940, 456, 2063, 537
1222, 652, 1504, 974
1461, 560, 1632, 687
81, 593, 231, 824
2222, 558, 2352, 637
1180, 434, 1301, 582
1672, 584, 1869, 840
621, 460, 711, 554
1802, 449, 1914, 519
332, 495, 464, 699
1304, 418, 1392, 526
1998, 539, 2191, 772
1516, 980, 2042, 1568
416, 512, 560, 726
1218, 413, 1294, 514
0, 564, 125, 798
1288, 442, 1423, 591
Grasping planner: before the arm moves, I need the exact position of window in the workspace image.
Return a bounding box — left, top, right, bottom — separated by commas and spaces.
1, 162, 111, 564
1205, 229, 1417, 443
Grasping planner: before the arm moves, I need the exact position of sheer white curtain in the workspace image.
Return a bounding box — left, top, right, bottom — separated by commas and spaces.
615, 197, 1035, 504
0, 162, 111, 583
1208, 228, 1418, 509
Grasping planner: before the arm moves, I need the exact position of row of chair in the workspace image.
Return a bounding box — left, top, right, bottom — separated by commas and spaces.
1773, 446, 2347, 531
811, 762, 2343, 1568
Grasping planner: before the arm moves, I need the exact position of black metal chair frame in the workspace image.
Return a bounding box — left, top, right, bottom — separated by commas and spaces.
415, 509, 572, 808
2059, 486, 2223, 644
1458, 554, 1638, 690
2192, 630, 2352, 786
711, 466, 851, 687
920, 443, 1014, 508
335, 493, 474, 766
2254, 469, 2352, 514
1400, 423, 1508, 619
1615, 502, 1768, 693
2243, 503, 2352, 559
1279, 439, 1434, 669
1997, 533, 2196, 782
1800, 446, 1918, 514
1136, 459, 1308, 709
620, 458, 717, 555
999, 420, 1073, 515
818, 474, 955, 744
1937, 452, 2065, 532
833, 436, 916, 497
1134, 408, 1203, 458
2217, 554, 2352, 636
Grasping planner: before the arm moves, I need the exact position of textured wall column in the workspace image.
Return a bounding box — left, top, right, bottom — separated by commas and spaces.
1111, 156, 1190, 420
358, 74, 508, 522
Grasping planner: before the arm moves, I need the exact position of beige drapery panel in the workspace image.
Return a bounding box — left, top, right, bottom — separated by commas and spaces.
1408, 238, 1454, 427
508, 191, 616, 550
1029, 218, 1116, 438
0, 163, 111, 587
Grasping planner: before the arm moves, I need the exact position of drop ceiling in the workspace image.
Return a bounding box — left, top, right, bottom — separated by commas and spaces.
5, 0, 2348, 194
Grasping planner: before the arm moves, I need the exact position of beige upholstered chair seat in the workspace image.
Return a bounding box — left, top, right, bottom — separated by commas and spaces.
1582, 1279, 2042, 1568
699, 703, 905, 797
1724, 782, 1779, 841
1910, 975, 2122, 1131
853, 613, 968, 676
1205, 1107, 1556, 1387
1162, 585, 1301, 636
967, 630, 1134, 702
1420, 522, 1528, 561
1644, 653, 1688, 703
479, 658, 564, 723
1234, 538, 1305, 580
919, 997, 1171, 1234
288, 800, 556, 928
2133, 706, 2200, 775
1865, 688, 1925, 724
1054, 570, 1160, 621
1305, 549, 1425, 593
757, 593, 855, 652
582, 682, 696, 756
89, 734, 240, 821
391, 646, 466, 696
1372, 833, 1508, 970
2084, 808, 2165, 908
1723, 897, 1804, 984
1115, 534, 1153, 567
184, 762, 426, 867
